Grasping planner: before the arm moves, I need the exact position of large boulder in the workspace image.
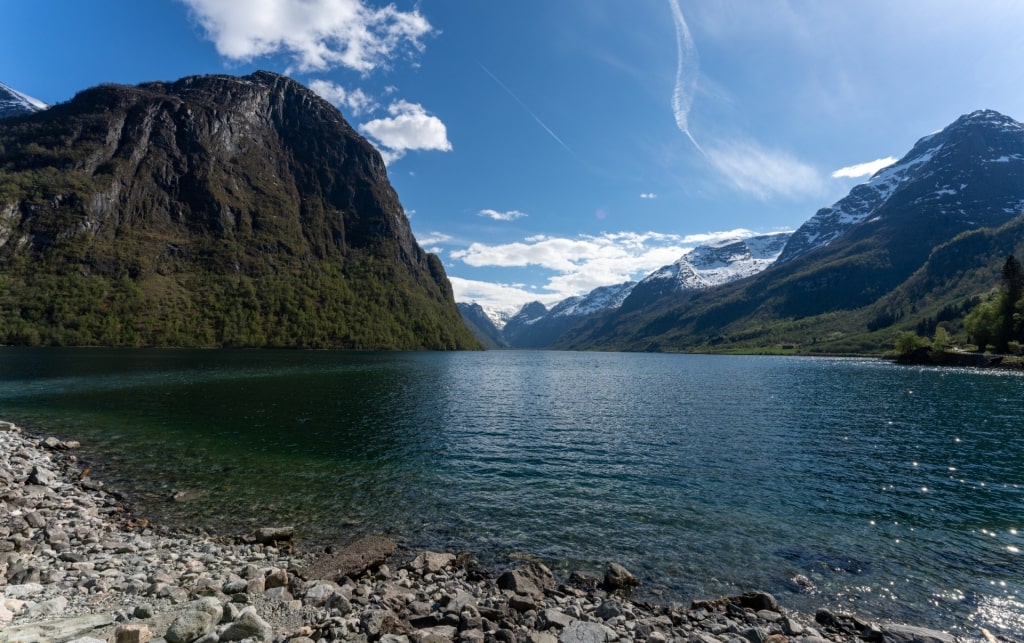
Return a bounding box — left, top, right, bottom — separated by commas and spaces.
299, 536, 396, 582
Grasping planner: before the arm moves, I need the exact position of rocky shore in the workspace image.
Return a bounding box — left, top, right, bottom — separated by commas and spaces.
0, 421, 980, 643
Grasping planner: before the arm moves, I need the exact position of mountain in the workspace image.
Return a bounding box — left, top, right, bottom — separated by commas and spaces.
561, 109, 1024, 353
622, 232, 791, 312
458, 302, 509, 349
0, 71, 479, 350
0, 82, 48, 119
496, 282, 636, 348
779, 110, 1024, 264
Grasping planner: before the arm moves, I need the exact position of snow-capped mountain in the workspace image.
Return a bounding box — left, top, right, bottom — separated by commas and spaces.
0, 81, 48, 119
622, 232, 791, 311
547, 281, 636, 318
474, 282, 636, 349
778, 109, 1024, 263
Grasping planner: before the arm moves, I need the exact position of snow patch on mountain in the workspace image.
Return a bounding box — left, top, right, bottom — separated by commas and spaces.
549, 282, 636, 318
0, 81, 48, 118
640, 231, 791, 292
779, 109, 1024, 264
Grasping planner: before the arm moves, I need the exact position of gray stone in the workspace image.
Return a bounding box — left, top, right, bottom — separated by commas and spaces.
595, 600, 624, 621
602, 563, 639, 593
361, 609, 405, 639
264, 585, 294, 601
254, 526, 294, 545
134, 604, 156, 619
4, 582, 45, 598
264, 566, 288, 589
880, 623, 955, 643
0, 613, 115, 643
28, 595, 69, 618
299, 535, 396, 582
304, 581, 339, 606
410, 551, 457, 573
165, 611, 216, 643
542, 608, 575, 630
24, 511, 46, 529
220, 606, 273, 642
558, 620, 616, 643
496, 563, 555, 599
28, 465, 55, 486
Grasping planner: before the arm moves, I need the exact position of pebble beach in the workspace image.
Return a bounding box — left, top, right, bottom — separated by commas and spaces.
0, 421, 982, 643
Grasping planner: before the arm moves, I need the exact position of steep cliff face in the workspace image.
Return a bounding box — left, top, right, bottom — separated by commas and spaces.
0, 71, 479, 349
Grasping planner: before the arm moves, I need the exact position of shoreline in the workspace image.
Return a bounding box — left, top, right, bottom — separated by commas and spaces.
0, 421, 986, 643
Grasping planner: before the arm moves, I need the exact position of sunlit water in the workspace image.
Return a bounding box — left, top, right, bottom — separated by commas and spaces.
0, 349, 1021, 639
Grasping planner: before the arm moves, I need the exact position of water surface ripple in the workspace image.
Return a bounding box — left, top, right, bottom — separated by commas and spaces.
0, 349, 1020, 638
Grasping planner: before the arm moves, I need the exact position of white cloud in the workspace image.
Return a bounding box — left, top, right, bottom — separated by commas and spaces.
180, 0, 433, 73
308, 79, 376, 116
415, 231, 453, 246
447, 229, 762, 311
706, 138, 826, 200
478, 209, 528, 222
832, 156, 899, 179
449, 277, 548, 313
360, 100, 452, 164
640, 193, 657, 199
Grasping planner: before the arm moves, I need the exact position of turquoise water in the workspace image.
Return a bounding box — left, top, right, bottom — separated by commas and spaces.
0, 348, 1021, 638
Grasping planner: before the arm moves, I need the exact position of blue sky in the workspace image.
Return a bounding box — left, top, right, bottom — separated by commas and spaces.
4, 1, 1024, 313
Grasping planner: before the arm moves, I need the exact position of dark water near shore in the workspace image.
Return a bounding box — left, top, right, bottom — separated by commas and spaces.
0, 348, 1021, 638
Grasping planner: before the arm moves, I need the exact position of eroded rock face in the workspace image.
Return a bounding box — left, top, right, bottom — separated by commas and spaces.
0, 71, 478, 350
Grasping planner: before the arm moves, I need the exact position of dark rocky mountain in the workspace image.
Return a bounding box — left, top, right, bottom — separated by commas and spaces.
778, 110, 1024, 264
457, 302, 509, 349
0, 82, 47, 119
560, 109, 1024, 353
0, 71, 479, 349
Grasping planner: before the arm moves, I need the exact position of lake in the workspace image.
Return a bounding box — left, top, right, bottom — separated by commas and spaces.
0, 348, 1020, 638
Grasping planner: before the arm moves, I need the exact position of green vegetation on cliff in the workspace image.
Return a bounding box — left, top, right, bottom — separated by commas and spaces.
0, 72, 479, 350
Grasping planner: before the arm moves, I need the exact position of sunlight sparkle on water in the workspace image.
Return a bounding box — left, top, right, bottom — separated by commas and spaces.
971, 594, 1024, 634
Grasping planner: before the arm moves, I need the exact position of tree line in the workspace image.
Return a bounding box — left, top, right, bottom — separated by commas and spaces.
964, 255, 1024, 353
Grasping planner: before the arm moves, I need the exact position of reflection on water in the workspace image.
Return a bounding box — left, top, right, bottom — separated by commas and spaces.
0, 348, 1021, 639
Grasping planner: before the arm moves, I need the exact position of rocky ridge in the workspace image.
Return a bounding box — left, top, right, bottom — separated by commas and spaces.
0, 421, 971, 643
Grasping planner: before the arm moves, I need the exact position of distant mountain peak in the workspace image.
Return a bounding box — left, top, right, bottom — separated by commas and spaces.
622, 231, 791, 310
0, 81, 48, 118
778, 109, 1024, 264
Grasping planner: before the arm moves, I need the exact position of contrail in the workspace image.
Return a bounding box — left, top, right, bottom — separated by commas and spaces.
477, 62, 578, 158
668, 0, 705, 156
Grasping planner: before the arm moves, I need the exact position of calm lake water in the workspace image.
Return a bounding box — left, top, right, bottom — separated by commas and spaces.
0, 348, 1021, 638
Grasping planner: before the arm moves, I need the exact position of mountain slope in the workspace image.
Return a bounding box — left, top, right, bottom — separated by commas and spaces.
0, 71, 479, 349
563, 109, 1024, 353
500, 282, 636, 348
622, 232, 790, 312
0, 82, 47, 119
458, 302, 509, 349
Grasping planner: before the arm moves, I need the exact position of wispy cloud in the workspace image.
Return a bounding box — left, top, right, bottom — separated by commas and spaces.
832, 156, 898, 179
416, 231, 453, 246
446, 229, 763, 311
477, 62, 577, 159
308, 79, 377, 116
706, 139, 826, 201
360, 100, 452, 164
640, 193, 657, 199
478, 209, 528, 222
180, 0, 433, 73
668, 0, 703, 155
